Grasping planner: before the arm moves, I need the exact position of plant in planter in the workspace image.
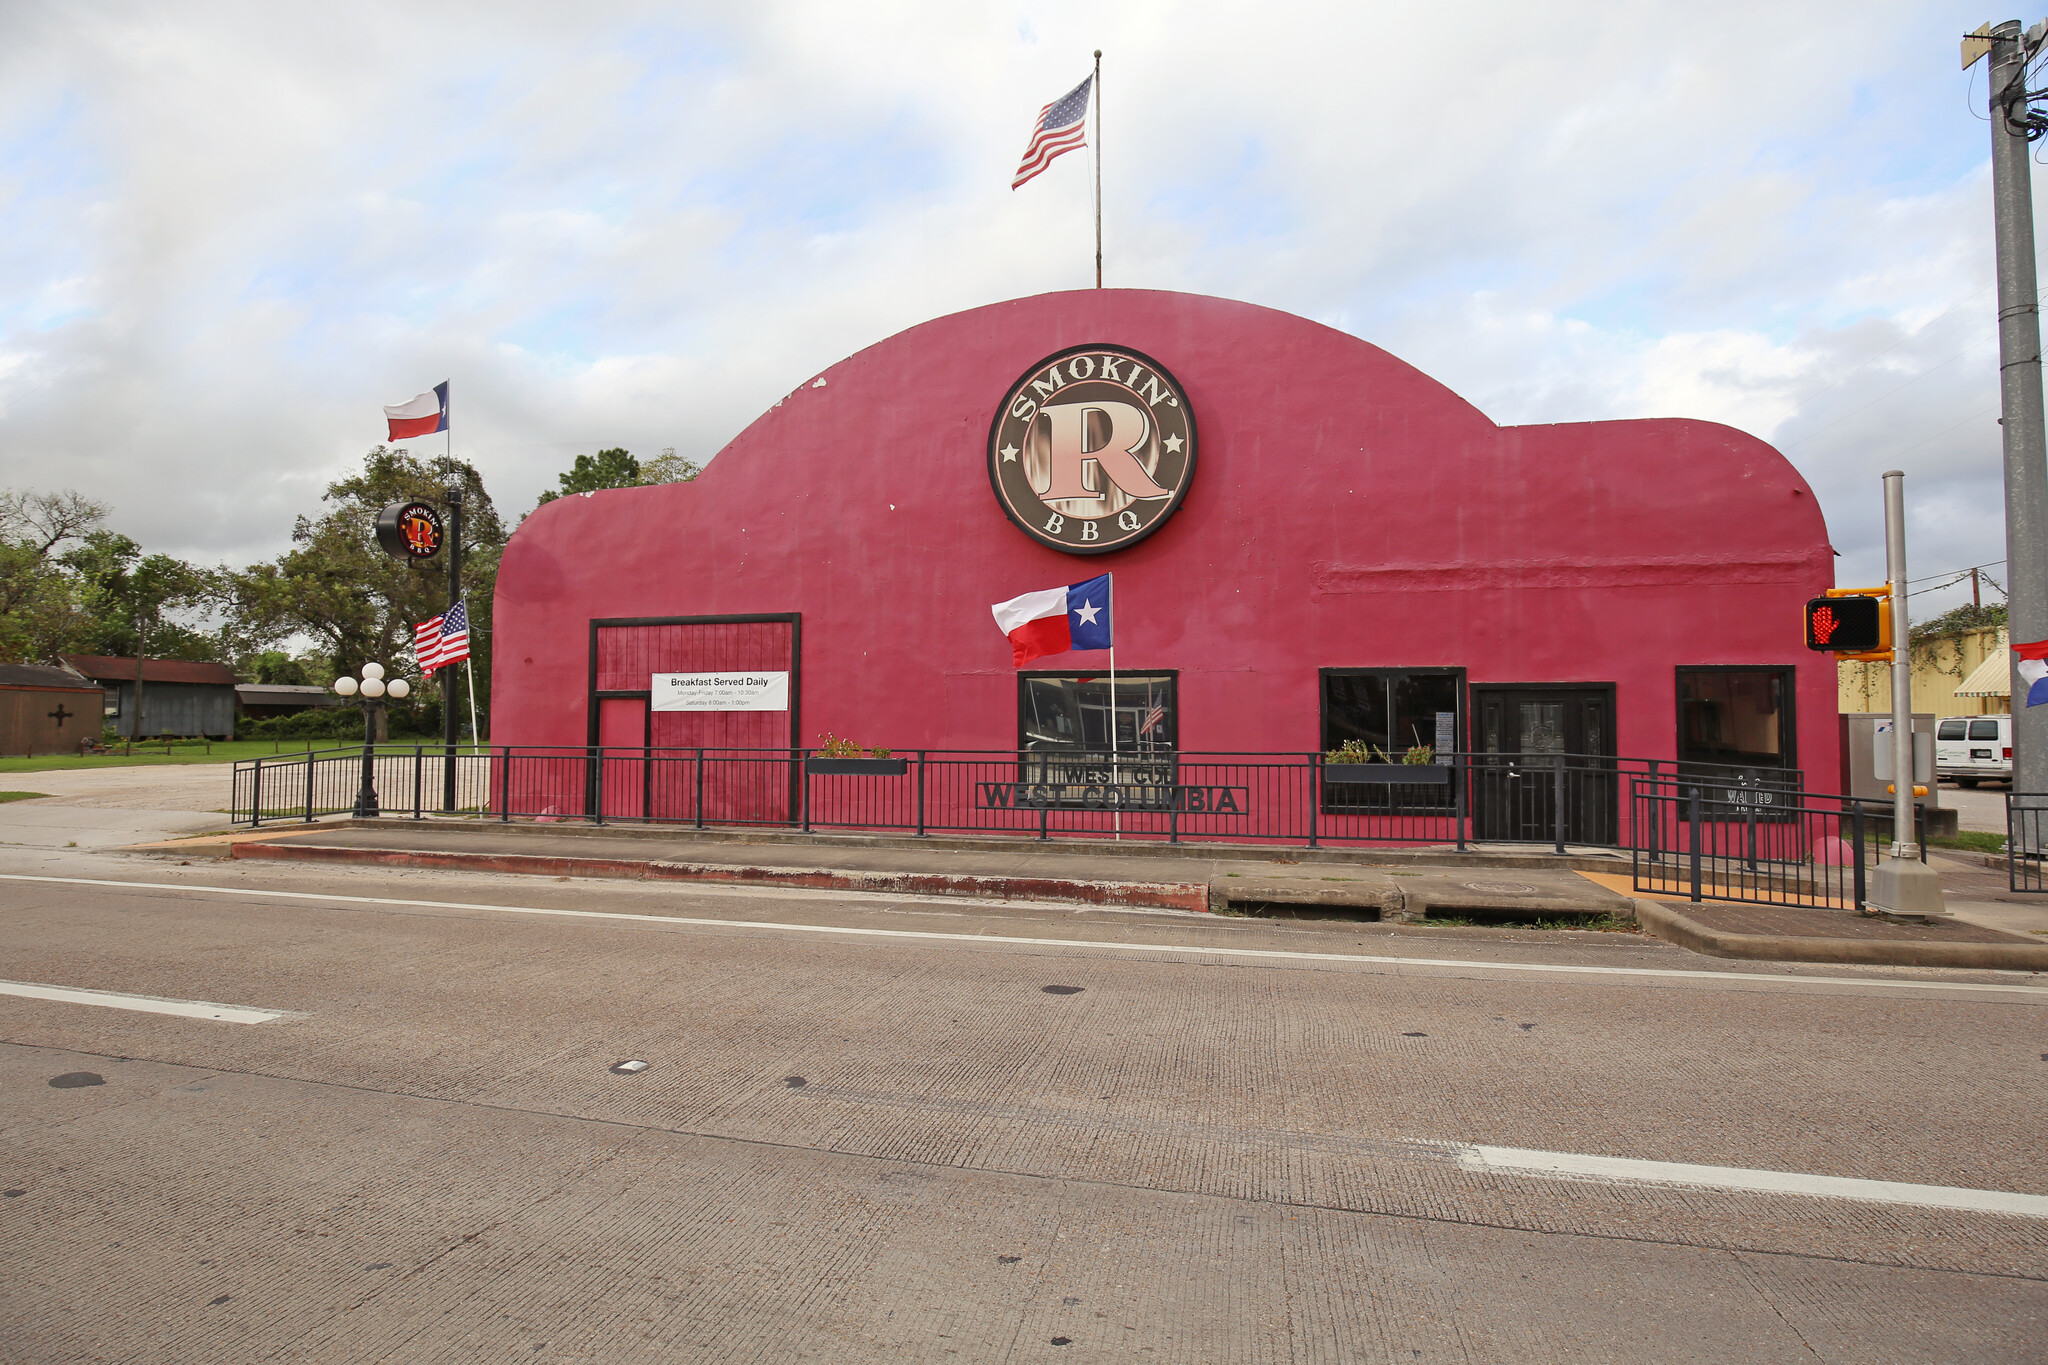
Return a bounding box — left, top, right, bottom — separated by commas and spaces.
1321, 739, 1450, 784
806, 732, 908, 775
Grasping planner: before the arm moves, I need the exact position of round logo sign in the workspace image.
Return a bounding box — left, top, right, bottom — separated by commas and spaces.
987, 344, 1197, 555
374, 500, 445, 560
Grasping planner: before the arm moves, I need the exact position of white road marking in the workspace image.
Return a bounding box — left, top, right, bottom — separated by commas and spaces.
1449, 1142, 2048, 1219
0, 978, 286, 1025
5, 872, 2045, 997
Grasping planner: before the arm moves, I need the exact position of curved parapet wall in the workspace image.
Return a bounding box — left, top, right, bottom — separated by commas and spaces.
496, 288, 1834, 786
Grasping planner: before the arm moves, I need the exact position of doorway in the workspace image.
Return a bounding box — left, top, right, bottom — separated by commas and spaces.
588, 614, 800, 824
1469, 685, 1617, 844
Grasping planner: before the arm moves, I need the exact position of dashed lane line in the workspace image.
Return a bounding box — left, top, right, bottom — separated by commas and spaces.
5, 872, 2045, 998
0, 978, 286, 1024
1451, 1143, 2048, 1220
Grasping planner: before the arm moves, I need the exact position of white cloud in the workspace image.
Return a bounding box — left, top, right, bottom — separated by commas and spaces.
0, 0, 2018, 619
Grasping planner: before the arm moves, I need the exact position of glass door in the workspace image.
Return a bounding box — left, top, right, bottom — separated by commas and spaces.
1470, 686, 1616, 843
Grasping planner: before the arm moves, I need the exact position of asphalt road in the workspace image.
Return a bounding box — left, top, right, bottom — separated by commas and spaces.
3, 837, 2046, 1363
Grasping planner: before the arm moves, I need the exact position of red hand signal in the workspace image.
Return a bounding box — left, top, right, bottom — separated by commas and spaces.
1810, 605, 1838, 645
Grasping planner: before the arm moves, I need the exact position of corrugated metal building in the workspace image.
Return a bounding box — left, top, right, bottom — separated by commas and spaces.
236, 683, 342, 719
59, 656, 239, 739
0, 663, 104, 756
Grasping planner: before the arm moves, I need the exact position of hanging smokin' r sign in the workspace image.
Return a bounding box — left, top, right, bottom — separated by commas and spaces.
987, 344, 1197, 555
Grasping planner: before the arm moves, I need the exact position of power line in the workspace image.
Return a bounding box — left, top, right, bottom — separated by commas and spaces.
1906, 557, 2006, 586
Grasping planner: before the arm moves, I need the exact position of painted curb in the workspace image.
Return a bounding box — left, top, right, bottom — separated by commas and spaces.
1633, 899, 2048, 971
229, 841, 1213, 913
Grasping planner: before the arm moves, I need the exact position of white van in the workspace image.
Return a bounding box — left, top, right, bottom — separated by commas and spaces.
1935, 715, 2012, 787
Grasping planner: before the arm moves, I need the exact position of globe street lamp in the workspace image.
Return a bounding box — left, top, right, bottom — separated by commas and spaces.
333, 663, 411, 818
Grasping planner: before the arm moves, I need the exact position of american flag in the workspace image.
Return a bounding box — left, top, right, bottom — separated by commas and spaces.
1139, 703, 1165, 737
1012, 74, 1092, 189
415, 600, 471, 673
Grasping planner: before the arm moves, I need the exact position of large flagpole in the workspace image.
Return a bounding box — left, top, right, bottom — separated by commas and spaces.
1093, 50, 1102, 289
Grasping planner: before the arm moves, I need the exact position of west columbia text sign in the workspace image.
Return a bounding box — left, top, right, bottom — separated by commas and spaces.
977, 782, 1249, 813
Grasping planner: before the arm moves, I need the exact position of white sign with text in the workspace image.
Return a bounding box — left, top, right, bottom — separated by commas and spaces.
650, 671, 790, 712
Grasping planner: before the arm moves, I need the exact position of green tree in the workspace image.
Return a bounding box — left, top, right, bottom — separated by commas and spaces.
62, 531, 218, 735
532, 446, 700, 512
228, 446, 504, 738
0, 489, 106, 662
61, 531, 223, 660
243, 649, 311, 685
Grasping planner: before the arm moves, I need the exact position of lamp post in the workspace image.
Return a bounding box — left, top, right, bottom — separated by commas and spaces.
333, 663, 411, 819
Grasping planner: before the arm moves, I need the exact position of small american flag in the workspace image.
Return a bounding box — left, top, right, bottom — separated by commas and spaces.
1012, 74, 1092, 189
415, 600, 471, 674
1139, 703, 1165, 737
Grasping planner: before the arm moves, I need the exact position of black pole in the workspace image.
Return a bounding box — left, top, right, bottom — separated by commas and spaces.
1852, 801, 1867, 913
352, 702, 382, 818
1688, 788, 1703, 904
442, 484, 463, 812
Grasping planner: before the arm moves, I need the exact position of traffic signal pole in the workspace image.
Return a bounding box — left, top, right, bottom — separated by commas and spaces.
1869, 472, 1945, 918
1988, 21, 2048, 797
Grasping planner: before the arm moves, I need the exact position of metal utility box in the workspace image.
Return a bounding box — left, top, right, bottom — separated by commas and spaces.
1838, 711, 1957, 837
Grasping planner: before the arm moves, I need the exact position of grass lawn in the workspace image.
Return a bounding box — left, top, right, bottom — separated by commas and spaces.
0, 790, 52, 802
1930, 829, 2007, 855
0, 740, 489, 774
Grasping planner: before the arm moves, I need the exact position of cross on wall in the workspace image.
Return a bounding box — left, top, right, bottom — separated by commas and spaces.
48, 704, 72, 729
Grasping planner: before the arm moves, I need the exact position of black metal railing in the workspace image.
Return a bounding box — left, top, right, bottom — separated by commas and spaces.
231, 745, 496, 825
229, 746, 1802, 854
2009, 793, 2048, 893
1629, 776, 1932, 912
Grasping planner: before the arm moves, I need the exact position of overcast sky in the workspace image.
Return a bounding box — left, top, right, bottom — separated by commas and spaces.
0, 1, 2020, 617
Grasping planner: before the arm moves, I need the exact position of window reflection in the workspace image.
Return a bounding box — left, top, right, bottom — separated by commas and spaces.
1018, 673, 1176, 791
1676, 667, 1793, 769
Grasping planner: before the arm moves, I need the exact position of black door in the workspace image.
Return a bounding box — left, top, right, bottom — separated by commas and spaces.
1469, 686, 1618, 844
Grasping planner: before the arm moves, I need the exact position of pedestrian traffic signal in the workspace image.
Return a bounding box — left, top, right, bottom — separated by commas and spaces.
1804, 591, 1889, 654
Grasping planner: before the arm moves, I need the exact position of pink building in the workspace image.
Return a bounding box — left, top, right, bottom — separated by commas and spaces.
492, 289, 1834, 844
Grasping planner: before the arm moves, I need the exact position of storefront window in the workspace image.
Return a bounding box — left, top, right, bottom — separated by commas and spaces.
1676, 667, 1794, 770
1320, 669, 1462, 811
1018, 672, 1176, 788
1321, 669, 1461, 758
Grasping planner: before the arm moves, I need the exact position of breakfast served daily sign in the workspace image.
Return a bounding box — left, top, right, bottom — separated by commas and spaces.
650, 672, 790, 712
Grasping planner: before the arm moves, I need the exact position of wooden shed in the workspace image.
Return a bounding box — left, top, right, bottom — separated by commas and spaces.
59, 656, 240, 739
0, 663, 105, 756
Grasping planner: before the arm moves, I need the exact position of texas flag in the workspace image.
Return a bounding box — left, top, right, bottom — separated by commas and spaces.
992, 574, 1113, 666
383, 382, 449, 441
2015, 638, 2048, 707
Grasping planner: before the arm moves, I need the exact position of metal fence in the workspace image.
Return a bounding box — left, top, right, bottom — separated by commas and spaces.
231, 746, 495, 824
2009, 793, 2048, 893
230, 745, 1800, 852
1628, 776, 1931, 912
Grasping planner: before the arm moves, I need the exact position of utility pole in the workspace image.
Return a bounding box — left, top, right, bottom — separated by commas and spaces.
1980, 20, 2048, 796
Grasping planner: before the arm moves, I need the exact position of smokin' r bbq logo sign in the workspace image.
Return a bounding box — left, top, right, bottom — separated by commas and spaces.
987, 344, 1197, 555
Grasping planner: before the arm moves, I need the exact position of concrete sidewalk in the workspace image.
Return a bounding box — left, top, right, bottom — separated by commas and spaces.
119, 816, 2048, 970
193, 819, 1638, 923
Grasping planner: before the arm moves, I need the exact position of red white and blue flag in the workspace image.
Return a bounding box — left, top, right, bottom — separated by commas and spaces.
384, 382, 449, 441
415, 600, 471, 674
1012, 74, 1092, 189
992, 574, 1112, 666
2015, 638, 2048, 707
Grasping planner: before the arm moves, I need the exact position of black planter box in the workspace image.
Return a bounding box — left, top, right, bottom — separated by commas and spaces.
1321, 763, 1451, 785
805, 757, 909, 776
